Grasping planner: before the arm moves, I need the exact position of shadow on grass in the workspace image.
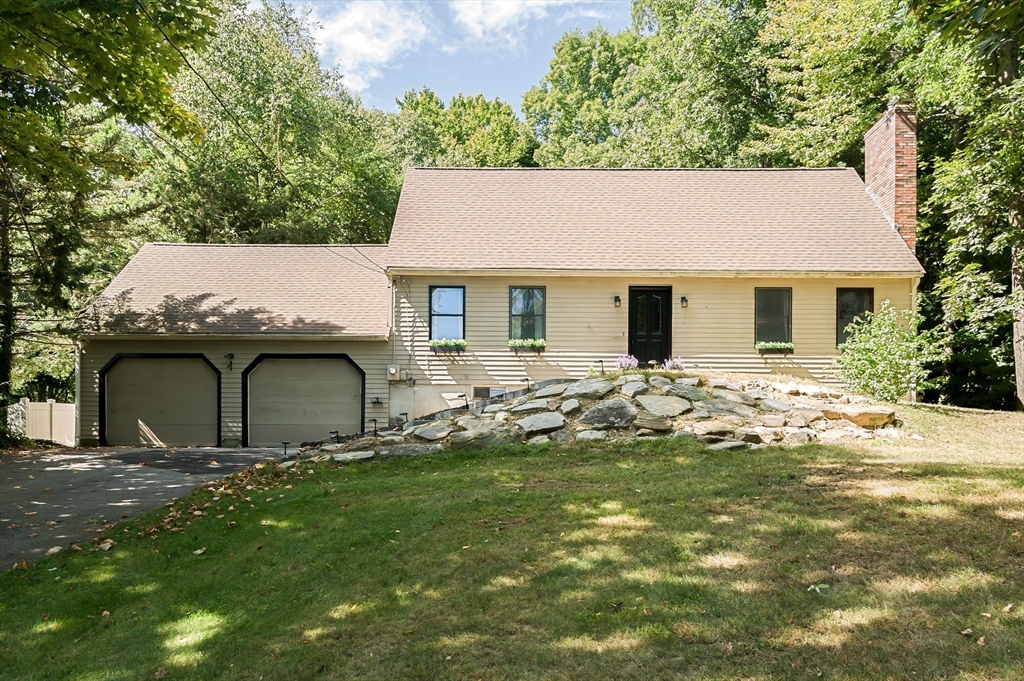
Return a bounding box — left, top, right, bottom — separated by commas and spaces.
1, 440, 1022, 680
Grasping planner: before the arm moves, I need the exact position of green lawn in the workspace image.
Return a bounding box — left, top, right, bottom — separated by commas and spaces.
2, 429, 1023, 680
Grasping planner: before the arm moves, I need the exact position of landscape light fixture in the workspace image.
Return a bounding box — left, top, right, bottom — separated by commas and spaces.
597, 359, 605, 374
614, 295, 621, 307
329, 430, 340, 443
521, 376, 531, 392
680, 296, 688, 308
368, 418, 378, 436
399, 412, 408, 424
456, 393, 469, 409
282, 441, 290, 457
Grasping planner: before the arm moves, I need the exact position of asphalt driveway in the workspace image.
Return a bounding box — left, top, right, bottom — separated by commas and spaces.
1, 447, 283, 566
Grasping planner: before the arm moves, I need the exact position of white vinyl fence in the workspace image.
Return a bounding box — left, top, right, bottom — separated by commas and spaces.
7, 398, 76, 446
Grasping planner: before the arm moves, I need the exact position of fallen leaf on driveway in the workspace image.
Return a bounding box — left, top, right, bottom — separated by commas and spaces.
46, 546, 62, 556
193, 547, 206, 555
99, 540, 114, 551
27, 533, 36, 538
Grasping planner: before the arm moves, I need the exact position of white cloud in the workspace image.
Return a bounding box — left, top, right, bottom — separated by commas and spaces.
448, 1, 606, 45
312, 2, 431, 91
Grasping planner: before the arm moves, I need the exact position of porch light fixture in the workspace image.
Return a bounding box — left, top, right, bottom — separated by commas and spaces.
224, 353, 234, 370
371, 396, 383, 405
680, 296, 688, 308
614, 295, 621, 307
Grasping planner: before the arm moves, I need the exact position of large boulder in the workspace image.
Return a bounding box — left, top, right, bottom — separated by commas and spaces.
663, 384, 707, 401
636, 395, 692, 417
455, 416, 503, 431
534, 383, 569, 398
621, 381, 648, 398
332, 450, 375, 463
708, 441, 747, 451
712, 389, 757, 407
649, 376, 673, 388
511, 399, 551, 413
449, 428, 521, 450
516, 412, 568, 436
839, 405, 896, 429
560, 399, 581, 415
702, 398, 758, 419
693, 421, 738, 437
579, 398, 638, 428
380, 443, 443, 458
412, 425, 451, 442
759, 398, 793, 412
633, 413, 673, 432
562, 378, 615, 400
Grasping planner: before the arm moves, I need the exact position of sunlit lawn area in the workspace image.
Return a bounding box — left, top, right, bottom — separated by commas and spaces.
1, 406, 1022, 680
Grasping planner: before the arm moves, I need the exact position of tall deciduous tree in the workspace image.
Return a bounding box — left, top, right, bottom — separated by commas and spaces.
155, 1, 401, 245
396, 89, 538, 167
0, 0, 217, 440
909, 0, 1024, 407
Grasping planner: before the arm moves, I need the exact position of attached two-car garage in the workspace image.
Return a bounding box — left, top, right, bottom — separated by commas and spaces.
100, 353, 365, 447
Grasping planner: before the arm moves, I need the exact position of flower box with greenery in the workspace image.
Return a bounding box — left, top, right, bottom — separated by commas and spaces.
755, 341, 794, 355
429, 339, 467, 353
508, 338, 547, 353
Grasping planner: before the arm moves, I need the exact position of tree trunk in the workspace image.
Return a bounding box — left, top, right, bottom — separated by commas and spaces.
1012, 199, 1024, 410
0, 195, 14, 433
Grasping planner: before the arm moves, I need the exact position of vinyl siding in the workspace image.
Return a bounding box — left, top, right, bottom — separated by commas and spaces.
392, 274, 914, 416
77, 338, 391, 446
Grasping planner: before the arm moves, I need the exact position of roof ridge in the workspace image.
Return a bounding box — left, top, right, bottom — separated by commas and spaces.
146, 242, 388, 248
408, 166, 854, 172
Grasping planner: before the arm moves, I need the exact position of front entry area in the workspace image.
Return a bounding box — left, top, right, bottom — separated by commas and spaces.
628, 287, 672, 366
102, 355, 220, 446
244, 355, 364, 447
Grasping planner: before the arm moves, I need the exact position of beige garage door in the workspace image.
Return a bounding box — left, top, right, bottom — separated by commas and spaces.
105, 357, 218, 446
247, 358, 362, 447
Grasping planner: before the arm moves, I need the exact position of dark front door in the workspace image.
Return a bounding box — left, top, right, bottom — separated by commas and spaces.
628, 287, 672, 367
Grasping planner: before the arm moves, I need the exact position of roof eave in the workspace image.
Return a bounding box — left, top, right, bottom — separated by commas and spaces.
386, 267, 924, 278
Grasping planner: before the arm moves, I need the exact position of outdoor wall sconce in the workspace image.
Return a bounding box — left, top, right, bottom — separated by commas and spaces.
680, 296, 688, 308
371, 396, 383, 405
224, 353, 234, 370
614, 295, 621, 307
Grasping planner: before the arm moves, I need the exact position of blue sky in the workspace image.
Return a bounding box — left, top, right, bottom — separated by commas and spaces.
292, 1, 633, 113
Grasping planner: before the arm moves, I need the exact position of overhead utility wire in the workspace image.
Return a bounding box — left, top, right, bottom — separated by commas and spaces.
133, 0, 389, 276
0, 15, 200, 168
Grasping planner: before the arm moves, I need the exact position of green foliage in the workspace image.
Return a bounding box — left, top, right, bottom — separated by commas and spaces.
395, 89, 538, 167
428, 338, 467, 349
154, 1, 401, 244
831, 301, 944, 402
754, 341, 794, 350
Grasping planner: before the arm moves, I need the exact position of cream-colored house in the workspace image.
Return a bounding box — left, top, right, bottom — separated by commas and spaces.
77, 105, 923, 447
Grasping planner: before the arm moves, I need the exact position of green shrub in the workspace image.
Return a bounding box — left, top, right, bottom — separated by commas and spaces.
830, 301, 943, 402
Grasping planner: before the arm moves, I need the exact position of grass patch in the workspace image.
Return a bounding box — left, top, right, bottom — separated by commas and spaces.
2, 436, 1023, 680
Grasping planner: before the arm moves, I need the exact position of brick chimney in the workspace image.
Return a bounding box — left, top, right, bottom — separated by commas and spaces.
864, 103, 917, 252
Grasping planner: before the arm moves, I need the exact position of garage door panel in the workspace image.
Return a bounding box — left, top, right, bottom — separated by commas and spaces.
105, 358, 218, 446
247, 358, 362, 446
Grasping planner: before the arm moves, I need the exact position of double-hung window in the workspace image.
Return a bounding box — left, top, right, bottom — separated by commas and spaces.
836, 288, 874, 346
755, 288, 792, 344
509, 287, 545, 339
429, 286, 465, 340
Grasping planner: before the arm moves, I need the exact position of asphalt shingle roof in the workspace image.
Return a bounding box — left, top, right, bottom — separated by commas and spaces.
79, 243, 389, 336
386, 167, 924, 274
